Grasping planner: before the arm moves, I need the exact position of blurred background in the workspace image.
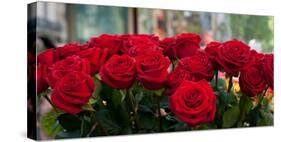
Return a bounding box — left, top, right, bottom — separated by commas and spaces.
28, 2, 273, 54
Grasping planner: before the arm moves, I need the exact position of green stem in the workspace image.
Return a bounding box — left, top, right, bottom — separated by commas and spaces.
97, 121, 108, 136
86, 122, 98, 137
44, 96, 59, 113
126, 89, 141, 130
255, 86, 269, 109
156, 95, 163, 132
227, 76, 233, 93
237, 95, 248, 127
215, 70, 218, 90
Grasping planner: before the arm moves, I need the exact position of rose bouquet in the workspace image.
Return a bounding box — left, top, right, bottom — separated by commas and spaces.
37, 33, 273, 139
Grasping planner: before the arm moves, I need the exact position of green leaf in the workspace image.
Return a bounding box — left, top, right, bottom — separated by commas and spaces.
57, 113, 81, 131
38, 88, 51, 99
169, 122, 189, 131
165, 115, 181, 123
139, 111, 157, 130
161, 117, 174, 131
95, 74, 101, 80
82, 103, 95, 112
111, 90, 126, 108
237, 95, 253, 127
120, 127, 133, 135
139, 104, 153, 113
100, 82, 114, 99
154, 88, 165, 96
160, 95, 169, 109
239, 95, 253, 114
139, 93, 154, 109
89, 98, 98, 105
248, 108, 260, 126
261, 98, 269, 106
194, 124, 210, 130
80, 117, 92, 137
135, 91, 144, 104
257, 110, 273, 126
95, 109, 121, 135
218, 91, 237, 106
211, 78, 225, 90
223, 106, 240, 128
92, 76, 102, 98
40, 109, 63, 137
55, 130, 81, 139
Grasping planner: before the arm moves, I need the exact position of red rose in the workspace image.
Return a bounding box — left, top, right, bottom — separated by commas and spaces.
164, 33, 201, 59
126, 45, 163, 58
169, 80, 216, 126
261, 54, 273, 89
249, 50, 264, 63
165, 67, 191, 95
239, 63, 266, 97
177, 50, 214, 81
37, 48, 59, 66
99, 55, 135, 89
217, 40, 251, 77
51, 71, 95, 114
56, 43, 84, 59
120, 34, 159, 47
122, 35, 161, 56
135, 53, 171, 90
89, 34, 122, 55
78, 47, 110, 74
36, 63, 48, 94
204, 41, 222, 70
159, 37, 177, 59
46, 55, 91, 88
126, 35, 159, 48
167, 67, 191, 89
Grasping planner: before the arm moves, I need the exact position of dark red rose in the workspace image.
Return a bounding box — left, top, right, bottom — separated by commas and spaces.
36, 63, 49, 94
126, 45, 163, 58
56, 43, 83, 59
78, 47, 110, 74
46, 55, 91, 88
142, 34, 160, 43
239, 63, 266, 97
99, 55, 135, 89
167, 67, 191, 89
164, 33, 201, 59
127, 35, 159, 48
51, 71, 95, 114
122, 35, 161, 55
135, 53, 171, 90
204, 41, 222, 70
169, 80, 216, 126
120, 34, 159, 47
89, 34, 122, 55
177, 50, 214, 81
217, 40, 251, 77
37, 48, 59, 66
248, 50, 265, 65
159, 37, 177, 59
261, 54, 273, 89
165, 67, 191, 95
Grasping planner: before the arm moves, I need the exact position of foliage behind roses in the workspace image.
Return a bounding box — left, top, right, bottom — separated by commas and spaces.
36, 33, 274, 139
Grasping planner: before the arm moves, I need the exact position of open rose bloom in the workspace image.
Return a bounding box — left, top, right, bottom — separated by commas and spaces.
28, 2, 274, 141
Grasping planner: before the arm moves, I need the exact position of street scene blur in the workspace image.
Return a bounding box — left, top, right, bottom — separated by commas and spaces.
28, 2, 273, 54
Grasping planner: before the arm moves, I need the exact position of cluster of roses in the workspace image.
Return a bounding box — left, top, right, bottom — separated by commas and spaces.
36, 33, 273, 127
